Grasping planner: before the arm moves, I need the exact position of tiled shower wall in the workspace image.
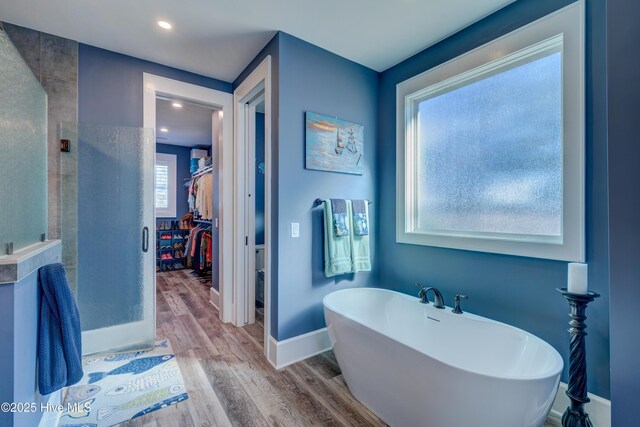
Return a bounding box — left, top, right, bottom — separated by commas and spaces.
3, 23, 78, 240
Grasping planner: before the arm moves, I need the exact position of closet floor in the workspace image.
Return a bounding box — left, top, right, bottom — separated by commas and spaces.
120, 269, 386, 427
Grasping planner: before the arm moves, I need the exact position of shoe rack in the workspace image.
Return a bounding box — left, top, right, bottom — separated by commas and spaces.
156, 220, 190, 272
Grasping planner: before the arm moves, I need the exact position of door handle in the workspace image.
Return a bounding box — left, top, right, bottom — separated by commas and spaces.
142, 226, 149, 252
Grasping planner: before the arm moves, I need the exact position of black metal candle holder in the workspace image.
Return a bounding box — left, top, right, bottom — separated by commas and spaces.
557, 288, 600, 427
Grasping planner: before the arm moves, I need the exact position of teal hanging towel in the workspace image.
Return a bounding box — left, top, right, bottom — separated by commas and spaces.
324, 200, 353, 277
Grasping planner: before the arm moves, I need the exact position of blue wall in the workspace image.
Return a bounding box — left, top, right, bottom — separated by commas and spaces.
377, 0, 610, 398
78, 44, 231, 127
156, 143, 195, 223
0, 268, 56, 427
255, 112, 265, 245
275, 33, 378, 340
235, 32, 379, 340
608, 0, 640, 422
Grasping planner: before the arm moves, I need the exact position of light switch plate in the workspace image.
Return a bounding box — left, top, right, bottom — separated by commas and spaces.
291, 222, 300, 238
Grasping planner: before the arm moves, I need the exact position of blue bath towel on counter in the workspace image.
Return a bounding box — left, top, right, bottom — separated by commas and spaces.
324, 200, 353, 277
38, 263, 83, 395
349, 200, 371, 272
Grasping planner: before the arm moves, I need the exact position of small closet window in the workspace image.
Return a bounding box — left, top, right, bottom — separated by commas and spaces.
155, 153, 177, 217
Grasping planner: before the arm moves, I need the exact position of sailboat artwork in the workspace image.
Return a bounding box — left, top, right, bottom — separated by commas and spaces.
305, 111, 364, 175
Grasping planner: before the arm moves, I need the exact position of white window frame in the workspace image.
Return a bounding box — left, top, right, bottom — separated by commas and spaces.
396, 1, 585, 262
155, 152, 177, 218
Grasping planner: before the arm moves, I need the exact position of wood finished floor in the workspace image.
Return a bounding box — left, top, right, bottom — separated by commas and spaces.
118, 269, 387, 427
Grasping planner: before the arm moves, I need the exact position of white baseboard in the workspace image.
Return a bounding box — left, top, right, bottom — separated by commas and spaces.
547, 382, 610, 427
267, 327, 331, 370
210, 287, 220, 309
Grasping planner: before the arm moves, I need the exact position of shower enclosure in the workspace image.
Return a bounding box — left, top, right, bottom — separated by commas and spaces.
0, 27, 47, 253
60, 123, 156, 355
2, 23, 158, 356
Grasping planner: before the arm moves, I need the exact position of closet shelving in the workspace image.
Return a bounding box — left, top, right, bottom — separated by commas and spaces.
191, 165, 212, 178
156, 226, 190, 272
193, 219, 213, 225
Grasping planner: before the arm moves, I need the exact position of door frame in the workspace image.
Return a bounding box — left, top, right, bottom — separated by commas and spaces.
233, 56, 272, 358
243, 94, 265, 326
143, 73, 234, 323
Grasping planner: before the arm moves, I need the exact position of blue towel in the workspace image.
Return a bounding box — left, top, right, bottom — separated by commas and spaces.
38, 263, 83, 395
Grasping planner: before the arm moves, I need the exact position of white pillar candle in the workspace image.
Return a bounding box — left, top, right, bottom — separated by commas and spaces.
568, 263, 588, 294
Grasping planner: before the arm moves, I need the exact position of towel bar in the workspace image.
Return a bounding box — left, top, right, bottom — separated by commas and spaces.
313, 198, 372, 207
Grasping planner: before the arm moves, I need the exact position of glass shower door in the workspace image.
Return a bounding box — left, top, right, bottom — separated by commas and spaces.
60, 123, 155, 355
0, 27, 47, 253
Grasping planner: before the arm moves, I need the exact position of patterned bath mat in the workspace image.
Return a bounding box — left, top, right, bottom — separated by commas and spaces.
58, 339, 188, 427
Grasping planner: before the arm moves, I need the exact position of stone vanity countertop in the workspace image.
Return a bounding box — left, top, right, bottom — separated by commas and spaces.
0, 240, 61, 284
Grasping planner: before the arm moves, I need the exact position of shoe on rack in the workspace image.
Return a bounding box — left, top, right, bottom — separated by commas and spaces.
174, 262, 184, 270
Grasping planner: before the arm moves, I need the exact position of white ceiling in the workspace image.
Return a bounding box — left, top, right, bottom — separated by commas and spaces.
0, 0, 515, 82
156, 98, 213, 148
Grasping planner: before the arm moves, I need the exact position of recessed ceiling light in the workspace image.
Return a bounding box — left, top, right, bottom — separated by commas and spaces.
160, 127, 169, 133
172, 102, 183, 109
158, 20, 172, 30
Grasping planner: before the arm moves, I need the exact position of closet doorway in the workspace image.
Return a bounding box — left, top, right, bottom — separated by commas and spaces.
143, 74, 234, 325
154, 97, 217, 297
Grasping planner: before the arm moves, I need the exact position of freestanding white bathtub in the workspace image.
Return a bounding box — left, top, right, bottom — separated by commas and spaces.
323, 288, 563, 427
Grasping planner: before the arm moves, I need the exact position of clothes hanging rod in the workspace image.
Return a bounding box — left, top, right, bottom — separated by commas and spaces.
313, 198, 372, 207
193, 219, 213, 224
192, 165, 213, 178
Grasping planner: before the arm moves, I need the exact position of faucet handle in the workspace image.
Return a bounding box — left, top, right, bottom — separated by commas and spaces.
452, 294, 468, 314
416, 283, 428, 303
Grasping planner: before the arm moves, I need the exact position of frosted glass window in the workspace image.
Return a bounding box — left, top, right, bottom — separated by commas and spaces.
417, 52, 562, 237
396, 1, 585, 261
155, 153, 176, 218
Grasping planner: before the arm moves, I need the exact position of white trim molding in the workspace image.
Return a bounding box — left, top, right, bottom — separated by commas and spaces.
396, 1, 585, 262
267, 328, 332, 370
233, 56, 273, 361
210, 287, 220, 310
143, 73, 233, 324
547, 382, 611, 426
